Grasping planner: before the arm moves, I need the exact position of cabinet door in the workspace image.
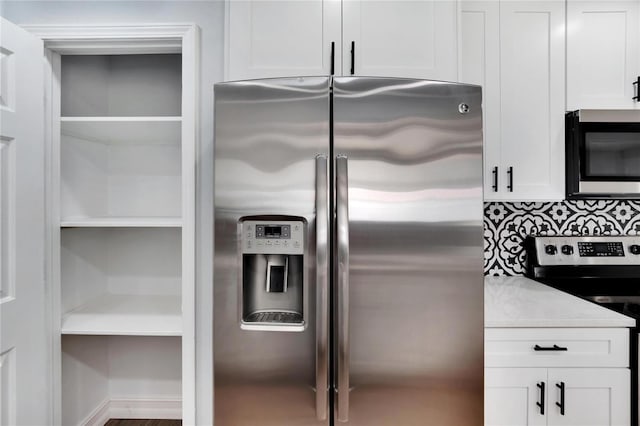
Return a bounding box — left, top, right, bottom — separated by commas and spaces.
547, 368, 630, 426
0, 17, 49, 426
485, 368, 548, 426
342, 0, 458, 80
567, 0, 640, 110
226, 0, 341, 80
459, 1, 501, 199
498, 1, 565, 200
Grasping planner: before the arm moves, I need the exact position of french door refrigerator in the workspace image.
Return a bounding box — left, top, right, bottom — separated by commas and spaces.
213, 76, 483, 425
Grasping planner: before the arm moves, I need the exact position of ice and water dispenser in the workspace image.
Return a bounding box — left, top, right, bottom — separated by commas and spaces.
239, 217, 306, 331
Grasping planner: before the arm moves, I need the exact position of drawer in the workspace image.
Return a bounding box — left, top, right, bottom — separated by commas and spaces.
485, 328, 629, 368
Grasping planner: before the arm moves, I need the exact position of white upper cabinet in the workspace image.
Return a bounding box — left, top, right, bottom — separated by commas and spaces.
225, 0, 458, 81
226, 0, 341, 80
461, 0, 566, 201
342, 0, 458, 79
567, 0, 640, 110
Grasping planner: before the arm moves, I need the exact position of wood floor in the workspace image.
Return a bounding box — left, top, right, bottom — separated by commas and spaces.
105, 420, 181, 426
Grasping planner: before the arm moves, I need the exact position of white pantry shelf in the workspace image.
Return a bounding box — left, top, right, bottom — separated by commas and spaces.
61, 294, 182, 336
61, 118, 181, 145
61, 116, 182, 122
60, 216, 182, 228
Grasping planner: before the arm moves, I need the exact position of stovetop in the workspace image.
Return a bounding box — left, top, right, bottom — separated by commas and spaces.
524, 235, 640, 321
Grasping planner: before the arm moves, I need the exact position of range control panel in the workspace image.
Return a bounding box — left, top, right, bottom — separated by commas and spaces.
240, 219, 304, 255
535, 236, 640, 266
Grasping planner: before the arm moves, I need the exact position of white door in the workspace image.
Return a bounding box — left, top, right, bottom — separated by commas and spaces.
226, 0, 341, 80
567, 0, 640, 110
342, 0, 458, 79
485, 368, 548, 426
498, 0, 565, 200
0, 17, 48, 426
547, 368, 630, 426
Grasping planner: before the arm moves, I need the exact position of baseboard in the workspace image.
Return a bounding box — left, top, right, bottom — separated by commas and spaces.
108, 398, 182, 420
81, 398, 182, 425
82, 398, 111, 426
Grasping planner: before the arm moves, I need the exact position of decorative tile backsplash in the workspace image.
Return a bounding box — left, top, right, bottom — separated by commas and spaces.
484, 200, 640, 276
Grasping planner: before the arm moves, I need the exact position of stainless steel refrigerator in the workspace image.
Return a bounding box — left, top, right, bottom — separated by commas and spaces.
213, 77, 484, 426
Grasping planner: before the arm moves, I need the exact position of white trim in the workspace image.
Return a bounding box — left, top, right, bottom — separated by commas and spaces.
81, 398, 182, 425
180, 24, 200, 426
22, 24, 195, 55
81, 398, 110, 426
43, 48, 63, 426
108, 398, 183, 420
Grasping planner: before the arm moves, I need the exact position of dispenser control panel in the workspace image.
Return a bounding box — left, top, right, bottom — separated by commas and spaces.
241, 220, 304, 255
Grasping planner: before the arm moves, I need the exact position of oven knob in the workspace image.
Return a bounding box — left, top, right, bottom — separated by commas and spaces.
630, 245, 640, 255
561, 245, 574, 255
545, 244, 558, 255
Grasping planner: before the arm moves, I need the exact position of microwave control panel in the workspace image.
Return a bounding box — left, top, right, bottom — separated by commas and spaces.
240, 219, 304, 255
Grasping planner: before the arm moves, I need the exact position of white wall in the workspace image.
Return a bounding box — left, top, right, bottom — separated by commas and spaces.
0, 1, 221, 424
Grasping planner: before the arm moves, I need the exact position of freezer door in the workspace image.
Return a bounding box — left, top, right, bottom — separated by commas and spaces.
332, 77, 484, 425
214, 77, 330, 426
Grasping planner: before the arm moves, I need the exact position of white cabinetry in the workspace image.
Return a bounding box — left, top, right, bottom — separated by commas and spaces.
485, 328, 631, 426
567, 0, 640, 110
225, 0, 340, 79
341, 0, 458, 79
485, 368, 547, 426
225, 0, 458, 80
460, 1, 565, 200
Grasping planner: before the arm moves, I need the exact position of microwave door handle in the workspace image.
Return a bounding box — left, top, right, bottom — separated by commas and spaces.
315, 155, 329, 421
336, 155, 350, 422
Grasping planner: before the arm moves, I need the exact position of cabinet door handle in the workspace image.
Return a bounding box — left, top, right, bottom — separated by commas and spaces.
507, 166, 514, 192
536, 382, 545, 415
633, 76, 639, 101
555, 382, 565, 415
534, 344, 568, 351
350, 41, 355, 75
330, 41, 335, 76
492, 166, 499, 192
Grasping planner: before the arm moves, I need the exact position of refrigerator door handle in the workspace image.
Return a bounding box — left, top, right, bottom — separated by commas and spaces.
315, 154, 329, 421
336, 155, 350, 422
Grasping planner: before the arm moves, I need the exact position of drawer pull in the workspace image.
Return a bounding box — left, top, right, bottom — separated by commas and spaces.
536, 382, 545, 415
556, 382, 565, 415
534, 344, 568, 352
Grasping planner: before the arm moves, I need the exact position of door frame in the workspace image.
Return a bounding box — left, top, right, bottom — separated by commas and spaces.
21, 23, 199, 425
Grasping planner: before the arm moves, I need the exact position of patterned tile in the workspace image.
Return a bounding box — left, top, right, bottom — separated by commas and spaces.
484, 200, 640, 276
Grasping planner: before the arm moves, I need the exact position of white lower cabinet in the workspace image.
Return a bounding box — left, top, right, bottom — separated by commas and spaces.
486, 368, 630, 426
547, 368, 630, 426
485, 368, 547, 426
485, 328, 631, 426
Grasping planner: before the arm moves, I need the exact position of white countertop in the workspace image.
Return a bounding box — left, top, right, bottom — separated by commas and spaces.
485, 276, 636, 328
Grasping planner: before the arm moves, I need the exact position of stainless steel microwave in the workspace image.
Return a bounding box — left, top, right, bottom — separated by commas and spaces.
566, 109, 640, 199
